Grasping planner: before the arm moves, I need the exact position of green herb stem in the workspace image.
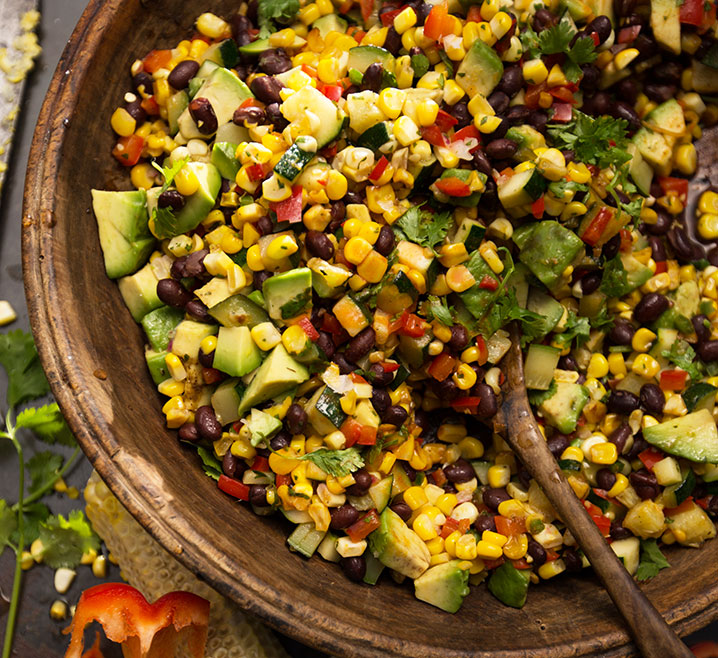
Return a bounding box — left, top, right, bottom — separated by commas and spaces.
12, 445, 81, 511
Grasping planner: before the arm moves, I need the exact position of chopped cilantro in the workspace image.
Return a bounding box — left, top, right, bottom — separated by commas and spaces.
662, 340, 704, 381
149, 156, 190, 239
552, 311, 591, 349
635, 539, 670, 581
425, 296, 454, 326
257, 0, 300, 38
410, 53, 430, 78
37, 510, 100, 569
0, 330, 50, 407
299, 447, 364, 477
535, 19, 597, 82
600, 255, 632, 298
395, 206, 453, 250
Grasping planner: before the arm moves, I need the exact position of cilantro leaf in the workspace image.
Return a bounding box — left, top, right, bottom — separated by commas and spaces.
38, 510, 100, 569
483, 289, 545, 347
0, 499, 17, 548
599, 255, 632, 298
528, 379, 557, 406
425, 296, 454, 326
16, 403, 75, 447
152, 156, 190, 194
410, 53, 430, 78
15, 503, 50, 546
590, 305, 615, 331
395, 206, 452, 250
635, 539, 670, 581
0, 330, 50, 407
299, 447, 364, 477
552, 311, 590, 349
662, 340, 703, 381
536, 19, 596, 82
257, 0, 300, 38
26, 452, 64, 497
196, 445, 222, 481
519, 26, 540, 59
149, 157, 190, 240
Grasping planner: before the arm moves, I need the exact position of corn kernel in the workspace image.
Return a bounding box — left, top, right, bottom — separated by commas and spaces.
587, 353, 609, 379
110, 107, 136, 137
675, 143, 697, 176
165, 353, 187, 381
413, 513, 438, 540
196, 12, 231, 39
459, 436, 484, 460
698, 213, 718, 240
561, 446, 584, 462
590, 442, 618, 465
393, 115, 421, 146
523, 59, 548, 84
475, 540, 503, 559
267, 234, 299, 260
445, 265, 475, 293
632, 327, 656, 352
614, 48, 639, 71
455, 534, 478, 560
487, 464, 510, 488
632, 353, 661, 379
453, 362, 478, 390
538, 559, 566, 580
699, 191, 718, 215
607, 473, 629, 498
607, 352, 627, 377
174, 167, 199, 196
344, 237, 373, 265
394, 6, 417, 33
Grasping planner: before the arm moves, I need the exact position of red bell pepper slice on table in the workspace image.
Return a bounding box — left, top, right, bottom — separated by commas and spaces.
63, 583, 209, 658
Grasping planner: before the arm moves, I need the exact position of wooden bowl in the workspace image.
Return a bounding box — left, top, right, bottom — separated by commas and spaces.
22, 1, 718, 655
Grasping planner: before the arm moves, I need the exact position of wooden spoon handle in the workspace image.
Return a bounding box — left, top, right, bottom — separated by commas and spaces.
502, 331, 693, 658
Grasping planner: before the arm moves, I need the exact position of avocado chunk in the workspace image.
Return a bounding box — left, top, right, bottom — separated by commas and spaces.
145, 349, 170, 385
91, 189, 155, 279
487, 562, 530, 609
118, 261, 163, 321
177, 67, 253, 140
208, 293, 269, 328
650, 0, 680, 54
518, 221, 584, 291
280, 85, 347, 148
245, 408, 283, 446
643, 409, 718, 463
211, 142, 240, 180
645, 99, 686, 137
213, 326, 263, 377
171, 320, 218, 362
211, 378, 243, 426
237, 344, 310, 415
414, 560, 470, 613
368, 507, 431, 579
526, 289, 564, 340
455, 39, 503, 98
539, 381, 590, 434
263, 268, 313, 321
312, 13, 348, 37
141, 305, 184, 351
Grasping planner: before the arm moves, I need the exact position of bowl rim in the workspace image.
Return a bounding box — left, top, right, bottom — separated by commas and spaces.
21, 1, 718, 655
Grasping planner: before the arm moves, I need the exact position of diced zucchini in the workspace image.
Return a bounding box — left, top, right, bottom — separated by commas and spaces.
610, 537, 640, 576
356, 121, 392, 151
498, 167, 547, 209
333, 294, 370, 337
287, 522, 327, 558
317, 532, 341, 562
273, 142, 316, 182
368, 475, 394, 512
524, 344, 561, 391
453, 217, 486, 252
347, 46, 395, 73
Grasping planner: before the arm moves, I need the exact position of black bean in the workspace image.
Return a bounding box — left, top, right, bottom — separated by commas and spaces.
434, 377, 459, 401
640, 383, 665, 416
563, 549, 583, 572
270, 430, 290, 451
607, 390, 640, 415
613, 0, 636, 16
644, 84, 677, 104
178, 422, 199, 442
259, 48, 292, 74
334, 352, 354, 374
584, 91, 611, 116
367, 362, 393, 388
251, 271, 270, 291
444, 458, 475, 484
222, 451, 244, 479
698, 340, 718, 362
497, 66, 522, 97
647, 236, 667, 264
125, 99, 147, 125
616, 78, 639, 105
250, 484, 270, 507
373, 225, 395, 256
527, 110, 548, 133
305, 230, 334, 260
488, 90, 510, 114
608, 320, 635, 346
158, 189, 185, 211
601, 234, 621, 262
265, 102, 288, 130
634, 34, 658, 60
185, 299, 211, 322
449, 101, 472, 128
168, 60, 200, 90
707, 495, 718, 517
633, 292, 669, 324
285, 403, 307, 435
249, 75, 284, 105
315, 331, 335, 360
231, 13, 252, 39
447, 325, 469, 352
596, 468, 617, 491
653, 61, 682, 85
475, 382, 498, 418
668, 226, 701, 261
233, 105, 265, 125
610, 519, 633, 540
630, 469, 659, 500
330, 504, 360, 529
361, 63, 384, 93
132, 71, 154, 95
157, 278, 193, 308
344, 327, 375, 363
382, 405, 408, 427
693, 314, 711, 343
645, 209, 672, 235
485, 138, 517, 160
372, 388, 391, 413
558, 354, 579, 371
527, 539, 547, 566
626, 433, 647, 459
181, 249, 207, 278
414, 1, 432, 24
612, 101, 640, 131
587, 15, 612, 43
195, 405, 223, 442
390, 501, 412, 522
483, 487, 511, 511
198, 347, 214, 368
474, 515, 497, 534
547, 433, 570, 458
188, 97, 218, 134
383, 26, 402, 55
340, 556, 366, 582
347, 469, 373, 496
506, 105, 531, 124
473, 150, 493, 176
581, 271, 602, 295
533, 8, 558, 31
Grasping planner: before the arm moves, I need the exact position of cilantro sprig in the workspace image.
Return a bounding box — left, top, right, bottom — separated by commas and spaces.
149, 156, 190, 240
299, 447, 364, 477
257, 0, 300, 39
635, 539, 670, 581
395, 205, 453, 251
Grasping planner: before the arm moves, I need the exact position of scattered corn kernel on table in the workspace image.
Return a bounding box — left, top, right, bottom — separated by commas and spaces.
0, 1, 716, 656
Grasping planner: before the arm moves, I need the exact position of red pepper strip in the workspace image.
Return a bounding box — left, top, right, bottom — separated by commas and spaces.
341, 417, 362, 447
63, 583, 209, 658
440, 516, 469, 538
320, 84, 343, 102
424, 3, 452, 40
346, 509, 381, 542
511, 558, 533, 570
450, 396, 481, 413
580, 206, 613, 246
466, 4, 482, 21
654, 260, 667, 274
381, 361, 401, 372
658, 176, 689, 198
350, 372, 369, 385
140, 96, 160, 116
700, 2, 717, 31
427, 352, 457, 381
218, 475, 250, 501
435, 109, 458, 132
552, 102, 573, 122
680, 0, 706, 24
696, 497, 710, 510
380, 7, 403, 25
434, 177, 472, 197
548, 86, 576, 104
619, 227, 633, 253
494, 515, 526, 537
617, 25, 641, 42
359, 0, 374, 22
660, 368, 688, 391
479, 274, 499, 291
452, 125, 480, 143
298, 316, 320, 341
531, 196, 545, 219
584, 501, 611, 536
112, 135, 145, 167
369, 155, 389, 182
665, 497, 695, 516
476, 335, 489, 365
142, 49, 172, 73
276, 473, 291, 488
638, 447, 665, 471
272, 185, 303, 223
691, 641, 718, 658
421, 124, 448, 147
251, 455, 270, 472
356, 424, 378, 445
398, 311, 425, 337
246, 163, 266, 182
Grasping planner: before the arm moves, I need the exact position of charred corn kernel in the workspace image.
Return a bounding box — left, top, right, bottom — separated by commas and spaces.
608, 352, 627, 377
393, 6, 417, 33
699, 191, 718, 214
174, 167, 199, 196
538, 559, 566, 580
487, 464, 510, 489
111, 107, 136, 136
158, 378, 184, 397
453, 363, 478, 390
479, 242, 503, 274
79, 547, 98, 566
632, 327, 656, 352
439, 243, 469, 268
413, 513, 438, 540
455, 534, 478, 560
165, 353, 187, 381
443, 79, 465, 105
196, 12, 230, 38
476, 540, 503, 559
523, 59, 548, 84
590, 442, 618, 465
489, 11, 512, 39
632, 353, 660, 378
567, 162, 591, 184
50, 600, 68, 621
267, 234, 298, 260
130, 162, 156, 190
607, 473, 629, 498
445, 265, 475, 292
587, 353, 609, 379
675, 143, 697, 175
344, 237, 373, 265
568, 475, 590, 498
393, 115, 421, 146
698, 214, 718, 240
459, 436, 484, 460
614, 48, 639, 71
561, 446, 584, 462
246, 244, 264, 272
358, 251, 389, 283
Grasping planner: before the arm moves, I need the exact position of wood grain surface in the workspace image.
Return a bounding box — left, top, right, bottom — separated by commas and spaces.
20, 0, 718, 656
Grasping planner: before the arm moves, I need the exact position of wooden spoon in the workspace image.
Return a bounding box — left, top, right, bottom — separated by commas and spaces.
500, 326, 694, 657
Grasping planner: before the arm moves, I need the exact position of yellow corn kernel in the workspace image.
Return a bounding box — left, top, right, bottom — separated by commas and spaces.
110, 107, 136, 137
426, 536, 446, 555
614, 48, 639, 71
377, 87, 406, 119
435, 493, 459, 517
607, 352, 627, 377
477, 21, 496, 45
497, 500, 526, 519
393, 115, 421, 146
587, 353, 609, 379
590, 442, 618, 465
561, 446, 584, 462
158, 378, 184, 397
567, 162, 591, 184
475, 540, 503, 560
459, 436, 484, 460
487, 464, 510, 489
394, 6, 417, 34
538, 559, 566, 580
50, 600, 68, 621
130, 162, 156, 190
632, 353, 661, 378
445, 265, 476, 293
699, 191, 718, 215
246, 244, 264, 272
482, 530, 508, 548
455, 534, 478, 560
632, 327, 656, 352
174, 167, 199, 196
196, 12, 231, 39
698, 213, 718, 240
607, 473, 629, 498
413, 513, 438, 540
460, 346, 479, 364
416, 99, 440, 127
675, 143, 697, 176
474, 113, 502, 133
282, 324, 308, 354
437, 423, 467, 443
523, 59, 548, 84
478, 242, 504, 274
568, 475, 590, 499
489, 11, 512, 39
344, 237, 373, 265
453, 363, 478, 390
320, 169, 347, 200
357, 250, 389, 283
251, 322, 281, 351
366, 184, 396, 214
164, 353, 187, 382
432, 322, 453, 343
266, 234, 299, 260
438, 243, 469, 268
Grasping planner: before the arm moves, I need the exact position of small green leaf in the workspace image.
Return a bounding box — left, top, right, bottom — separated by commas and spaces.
26, 452, 64, 496
299, 447, 364, 477
635, 539, 670, 582
0, 499, 18, 548
16, 404, 75, 447
0, 330, 50, 407
38, 510, 100, 569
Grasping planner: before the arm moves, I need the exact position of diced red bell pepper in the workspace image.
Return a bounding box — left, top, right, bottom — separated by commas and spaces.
531, 196, 545, 219
272, 185, 303, 223
660, 368, 688, 391
617, 25, 641, 42
584, 500, 611, 536
301, 64, 318, 78
544, 548, 560, 562
466, 5, 482, 21
381, 361, 401, 372
451, 396, 481, 413
276, 473, 292, 488
398, 311, 425, 337
421, 124, 448, 147
654, 260, 667, 274
321, 142, 338, 159
63, 583, 209, 658
638, 447, 665, 471
346, 509, 381, 542
112, 134, 145, 167
696, 497, 710, 510
659, 176, 689, 199
219, 475, 251, 501
298, 316, 320, 341
680, 0, 706, 25
369, 155, 389, 182
483, 557, 505, 570
440, 516, 470, 538
427, 352, 457, 381
246, 163, 266, 182
435, 109, 458, 132
432, 469, 448, 487
524, 82, 546, 109
619, 228, 633, 253
320, 84, 344, 102
494, 515, 526, 537
580, 206, 613, 246
434, 177, 472, 197
479, 275, 499, 291
552, 102, 573, 122
701, 2, 717, 31
424, 3, 453, 40
142, 49, 172, 74
511, 558, 533, 570
140, 96, 160, 116
549, 86, 576, 104
476, 334, 489, 365
452, 125, 480, 144
251, 455, 271, 472
356, 424, 378, 445
380, 7, 403, 25
341, 417, 363, 447
665, 497, 695, 516
359, 0, 374, 22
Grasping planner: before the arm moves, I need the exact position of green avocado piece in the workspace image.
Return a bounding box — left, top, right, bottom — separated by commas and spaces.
526, 288, 564, 339
312, 13, 348, 37
455, 38, 503, 98
518, 221, 584, 290
368, 507, 431, 579
211, 378, 243, 426
650, 0, 680, 54
505, 125, 545, 161
211, 142, 240, 180
263, 268, 313, 321
643, 409, 718, 463
245, 408, 283, 446
145, 349, 170, 385
414, 560, 470, 613
141, 305, 185, 351
487, 562, 531, 609
208, 293, 269, 328
118, 261, 162, 321
237, 344, 309, 415
171, 320, 218, 362
91, 189, 154, 279
213, 326, 263, 378
539, 381, 590, 434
